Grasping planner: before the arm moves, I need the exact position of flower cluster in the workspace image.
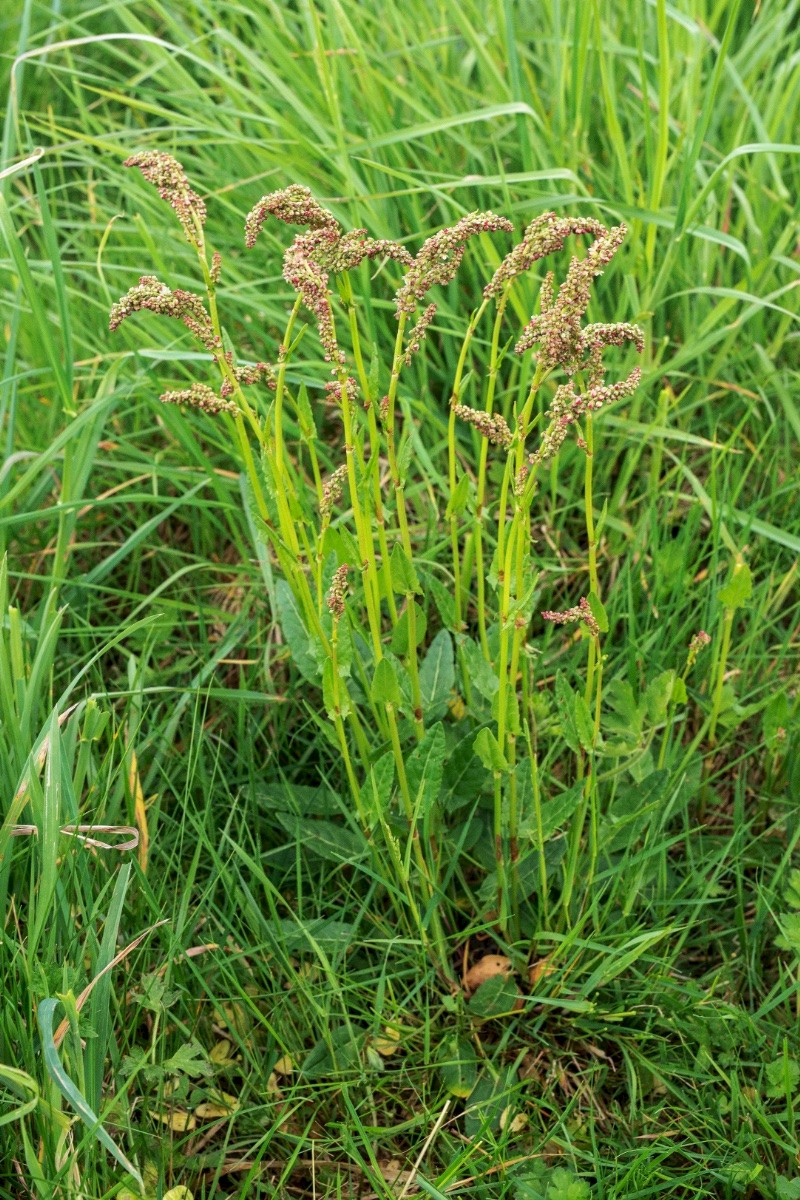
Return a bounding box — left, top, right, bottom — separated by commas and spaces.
219, 357, 276, 397
273, 225, 410, 367
324, 376, 358, 409
109, 275, 217, 349
541, 596, 599, 638
515, 225, 627, 372
404, 303, 437, 366
687, 629, 712, 667
529, 366, 642, 468
282, 236, 342, 364
326, 564, 350, 619
160, 383, 237, 415
484, 211, 607, 299
124, 152, 207, 243
245, 184, 339, 248
395, 211, 513, 317
452, 403, 513, 449
320, 464, 349, 517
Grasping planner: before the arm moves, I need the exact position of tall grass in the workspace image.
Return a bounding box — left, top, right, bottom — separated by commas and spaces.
1, 0, 799, 1196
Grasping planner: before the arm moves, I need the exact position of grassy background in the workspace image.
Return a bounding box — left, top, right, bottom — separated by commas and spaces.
1, 0, 799, 1196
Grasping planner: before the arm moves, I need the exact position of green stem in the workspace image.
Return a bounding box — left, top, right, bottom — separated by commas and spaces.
472, 292, 508, 656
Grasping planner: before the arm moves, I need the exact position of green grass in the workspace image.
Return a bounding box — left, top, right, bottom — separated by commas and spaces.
1, 0, 799, 1196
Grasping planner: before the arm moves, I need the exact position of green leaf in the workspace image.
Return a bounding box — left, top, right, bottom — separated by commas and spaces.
322, 658, 351, 720
407, 723, 446, 810
390, 602, 427, 655
765, 1056, 800, 1098
587, 591, 609, 633
784, 870, 800, 911
273, 917, 355, 954
718, 561, 752, 609
438, 1035, 478, 1098
301, 1026, 364, 1078
546, 1168, 592, 1200
275, 815, 366, 863
38, 998, 144, 1191
467, 973, 521, 1019
521, 783, 582, 843
574, 693, 594, 752
275, 580, 321, 683
599, 770, 670, 854
360, 752, 394, 828
425, 571, 457, 631
419, 629, 455, 715
473, 727, 507, 773
443, 730, 490, 812
645, 670, 677, 723
776, 1177, 800, 1200
460, 636, 499, 700
555, 672, 581, 754
390, 543, 421, 594
371, 657, 401, 707
763, 691, 789, 748
775, 912, 800, 957
463, 1066, 517, 1137
163, 1039, 214, 1079
446, 473, 472, 519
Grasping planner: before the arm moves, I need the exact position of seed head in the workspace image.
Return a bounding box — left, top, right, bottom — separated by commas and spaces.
321, 464, 348, 517
109, 275, 217, 350
124, 152, 207, 243
452, 403, 513, 449
404, 303, 437, 365
515, 225, 628, 372
245, 184, 339, 248
395, 211, 513, 316
326, 564, 350, 619
160, 383, 237, 415
283, 235, 342, 366
219, 358, 276, 397
484, 211, 608, 299
324, 376, 358, 409
687, 629, 712, 667
541, 595, 599, 638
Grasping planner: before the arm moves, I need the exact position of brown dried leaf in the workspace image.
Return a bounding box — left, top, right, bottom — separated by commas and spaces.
463, 955, 513, 995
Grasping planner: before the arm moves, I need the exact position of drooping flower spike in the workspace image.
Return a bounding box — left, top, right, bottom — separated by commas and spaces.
484, 211, 608, 299
124, 152, 207, 243
395, 211, 514, 317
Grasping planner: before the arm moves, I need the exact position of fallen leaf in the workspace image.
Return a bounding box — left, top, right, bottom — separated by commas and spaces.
164, 1189, 194, 1200
150, 1108, 196, 1132
528, 957, 556, 986
500, 1106, 528, 1133
464, 955, 513, 994
373, 1026, 402, 1056
210, 1038, 237, 1066
273, 1054, 294, 1075
195, 1090, 239, 1119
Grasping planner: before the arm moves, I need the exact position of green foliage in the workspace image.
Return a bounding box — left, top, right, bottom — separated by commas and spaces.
1, 0, 799, 1194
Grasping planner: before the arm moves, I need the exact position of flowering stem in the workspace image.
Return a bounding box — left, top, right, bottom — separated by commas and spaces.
386, 315, 424, 740
387, 698, 449, 969
709, 605, 733, 747
337, 377, 384, 660
471, 292, 508, 657
447, 298, 489, 631
342, 277, 398, 623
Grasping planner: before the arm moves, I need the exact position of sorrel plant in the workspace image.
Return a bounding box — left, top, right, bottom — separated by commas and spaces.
110, 152, 649, 968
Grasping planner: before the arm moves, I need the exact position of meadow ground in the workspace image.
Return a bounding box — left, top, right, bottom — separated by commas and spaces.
0, 1, 799, 1197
